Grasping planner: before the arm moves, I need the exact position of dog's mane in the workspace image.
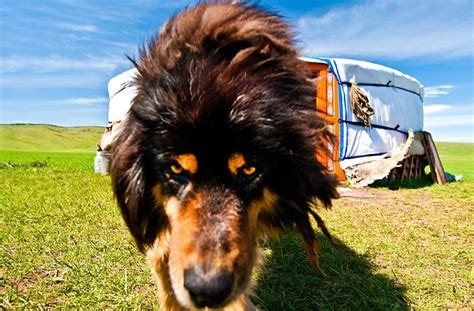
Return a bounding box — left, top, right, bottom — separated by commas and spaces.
112, 2, 338, 251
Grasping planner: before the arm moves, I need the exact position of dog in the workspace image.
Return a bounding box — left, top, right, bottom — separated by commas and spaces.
111, 2, 338, 310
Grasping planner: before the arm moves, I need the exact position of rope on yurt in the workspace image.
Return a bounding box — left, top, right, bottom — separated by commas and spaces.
349, 83, 374, 127
340, 120, 408, 135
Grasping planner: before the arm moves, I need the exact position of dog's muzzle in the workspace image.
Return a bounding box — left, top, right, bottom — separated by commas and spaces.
184, 267, 234, 308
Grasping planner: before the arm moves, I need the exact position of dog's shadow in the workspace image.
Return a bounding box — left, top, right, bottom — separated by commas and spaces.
253, 233, 409, 310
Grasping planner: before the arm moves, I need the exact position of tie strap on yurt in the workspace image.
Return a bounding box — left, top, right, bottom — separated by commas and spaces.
349, 82, 374, 128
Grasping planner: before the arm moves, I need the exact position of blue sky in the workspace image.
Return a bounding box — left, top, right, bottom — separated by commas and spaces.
0, 0, 472, 142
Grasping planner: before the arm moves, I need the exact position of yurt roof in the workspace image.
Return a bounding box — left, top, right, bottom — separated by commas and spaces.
107, 68, 138, 123
107, 68, 138, 100
303, 57, 424, 98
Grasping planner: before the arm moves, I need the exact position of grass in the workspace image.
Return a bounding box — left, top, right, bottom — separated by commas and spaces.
435, 142, 474, 182
0, 124, 103, 152
0, 126, 472, 309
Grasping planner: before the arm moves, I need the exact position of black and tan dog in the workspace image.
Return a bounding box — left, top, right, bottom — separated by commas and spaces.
111, 2, 338, 310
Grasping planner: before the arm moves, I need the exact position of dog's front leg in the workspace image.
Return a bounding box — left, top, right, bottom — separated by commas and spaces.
294, 212, 328, 277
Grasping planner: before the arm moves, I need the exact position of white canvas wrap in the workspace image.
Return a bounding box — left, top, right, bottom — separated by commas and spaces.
340, 84, 424, 159
107, 68, 138, 123
325, 58, 424, 160
331, 58, 424, 97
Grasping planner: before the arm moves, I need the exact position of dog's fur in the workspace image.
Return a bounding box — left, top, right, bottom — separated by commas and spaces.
111, 2, 338, 310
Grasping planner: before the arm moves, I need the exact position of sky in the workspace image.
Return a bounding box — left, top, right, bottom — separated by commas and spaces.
0, 0, 473, 142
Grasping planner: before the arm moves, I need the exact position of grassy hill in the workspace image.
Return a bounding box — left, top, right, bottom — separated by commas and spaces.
435, 142, 473, 183
0, 124, 103, 152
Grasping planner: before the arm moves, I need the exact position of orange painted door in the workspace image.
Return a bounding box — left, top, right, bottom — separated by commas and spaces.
306, 62, 346, 181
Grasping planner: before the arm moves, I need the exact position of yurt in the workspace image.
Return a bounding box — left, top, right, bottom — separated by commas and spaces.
301, 57, 425, 185
107, 69, 138, 126
101, 58, 439, 186
97, 69, 138, 152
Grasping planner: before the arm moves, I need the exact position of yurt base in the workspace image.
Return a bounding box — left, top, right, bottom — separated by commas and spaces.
386, 131, 447, 188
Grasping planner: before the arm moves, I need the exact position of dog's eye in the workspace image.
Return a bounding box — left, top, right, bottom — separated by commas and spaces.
170, 163, 183, 175
242, 166, 257, 176
166, 162, 188, 183
238, 164, 259, 183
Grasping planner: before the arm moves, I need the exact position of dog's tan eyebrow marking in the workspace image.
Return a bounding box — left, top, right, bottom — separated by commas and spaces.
174, 154, 198, 174
228, 152, 246, 175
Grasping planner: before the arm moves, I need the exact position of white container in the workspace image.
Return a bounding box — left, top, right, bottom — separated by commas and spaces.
100, 151, 112, 176
94, 152, 102, 174
94, 151, 111, 175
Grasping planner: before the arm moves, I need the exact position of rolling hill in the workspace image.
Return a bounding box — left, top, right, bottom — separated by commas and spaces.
0, 124, 104, 152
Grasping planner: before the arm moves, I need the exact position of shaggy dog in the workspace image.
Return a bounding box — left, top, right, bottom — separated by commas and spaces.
111, 2, 338, 310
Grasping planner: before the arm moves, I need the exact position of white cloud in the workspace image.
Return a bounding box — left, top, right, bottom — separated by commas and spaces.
60, 23, 98, 32
102, 40, 138, 53
52, 97, 108, 105
424, 104, 451, 114
424, 114, 473, 128
0, 73, 110, 88
424, 85, 455, 98
427, 125, 474, 143
0, 97, 109, 108
297, 0, 473, 59
0, 55, 129, 73
429, 126, 474, 143
441, 136, 474, 143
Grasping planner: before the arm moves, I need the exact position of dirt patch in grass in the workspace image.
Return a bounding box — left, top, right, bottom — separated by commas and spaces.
10, 266, 69, 294
14, 268, 53, 294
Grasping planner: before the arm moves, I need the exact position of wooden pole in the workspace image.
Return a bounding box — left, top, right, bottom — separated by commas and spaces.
422, 132, 447, 184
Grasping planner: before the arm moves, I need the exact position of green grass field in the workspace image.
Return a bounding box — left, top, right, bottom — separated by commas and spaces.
1, 125, 472, 309
0, 124, 103, 152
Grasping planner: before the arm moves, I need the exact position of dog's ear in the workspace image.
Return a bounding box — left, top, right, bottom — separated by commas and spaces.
111, 123, 166, 253
262, 105, 339, 209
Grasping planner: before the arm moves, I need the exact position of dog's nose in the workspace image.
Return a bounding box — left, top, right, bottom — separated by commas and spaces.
184, 268, 234, 308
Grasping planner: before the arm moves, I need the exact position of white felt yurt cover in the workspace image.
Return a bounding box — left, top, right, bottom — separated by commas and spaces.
107, 68, 138, 123
312, 58, 424, 162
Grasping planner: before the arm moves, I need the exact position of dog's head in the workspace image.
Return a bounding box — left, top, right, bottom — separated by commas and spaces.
112, 2, 337, 309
